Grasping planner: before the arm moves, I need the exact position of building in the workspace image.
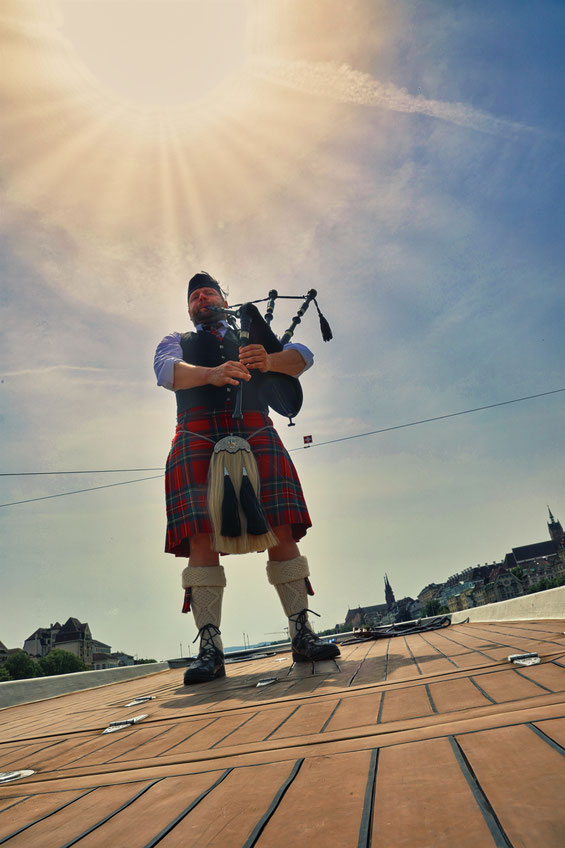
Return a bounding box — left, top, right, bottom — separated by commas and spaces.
345, 604, 388, 629
345, 577, 422, 628
19, 618, 138, 670
437, 507, 565, 611
23, 623, 62, 658
111, 651, 135, 666
547, 506, 564, 542
54, 618, 93, 666
23, 618, 95, 666
91, 653, 121, 671
384, 574, 395, 609
92, 639, 112, 655
417, 583, 440, 606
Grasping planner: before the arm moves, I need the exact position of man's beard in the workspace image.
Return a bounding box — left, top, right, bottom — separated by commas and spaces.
192, 304, 224, 325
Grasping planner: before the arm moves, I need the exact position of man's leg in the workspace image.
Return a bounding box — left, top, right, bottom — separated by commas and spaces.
182, 533, 226, 684
266, 526, 340, 662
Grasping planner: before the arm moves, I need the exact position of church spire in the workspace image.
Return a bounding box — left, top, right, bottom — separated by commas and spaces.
384, 573, 396, 610
547, 506, 564, 541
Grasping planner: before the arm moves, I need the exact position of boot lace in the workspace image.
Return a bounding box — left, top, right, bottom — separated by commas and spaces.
288, 609, 321, 646
192, 623, 223, 660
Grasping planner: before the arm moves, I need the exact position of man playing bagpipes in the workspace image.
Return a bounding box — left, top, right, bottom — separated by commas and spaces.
154, 271, 340, 684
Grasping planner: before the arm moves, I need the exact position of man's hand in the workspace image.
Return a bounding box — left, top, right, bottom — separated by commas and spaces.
239, 344, 270, 373
208, 360, 251, 387
240, 345, 307, 377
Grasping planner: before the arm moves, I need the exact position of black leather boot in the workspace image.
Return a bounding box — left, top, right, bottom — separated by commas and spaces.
183, 624, 226, 684
290, 610, 341, 663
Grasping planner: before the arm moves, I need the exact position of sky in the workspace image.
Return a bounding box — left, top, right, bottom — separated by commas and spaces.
1, 0, 564, 660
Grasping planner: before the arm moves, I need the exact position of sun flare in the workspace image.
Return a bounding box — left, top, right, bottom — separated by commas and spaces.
0, 0, 341, 312
58, 0, 249, 108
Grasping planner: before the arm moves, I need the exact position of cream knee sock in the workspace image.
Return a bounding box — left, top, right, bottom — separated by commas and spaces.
266, 556, 311, 639
182, 564, 226, 653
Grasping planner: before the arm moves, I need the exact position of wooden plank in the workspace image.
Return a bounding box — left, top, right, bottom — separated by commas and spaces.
0, 740, 61, 772
71, 770, 241, 848
268, 700, 341, 740
472, 668, 550, 703
109, 719, 216, 763
425, 632, 478, 656
350, 655, 390, 687
1, 734, 114, 773
467, 623, 565, 651
59, 724, 178, 768
532, 716, 565, 750
431, 631, 506, 662
457, 724, 565, 847
429, 649, 495, 670
0, 790, 85, 840
371, 737, 499, 847
0, 781, 153, 847
379, 684, 434, 724
0, 797, 26, 815
252, 749, 372, 847
163, 713, 257, 754
405, 633, 459, 673
516, 663, 565, 692
383, 640, 421, 682
427, 678, 492, 713
324, 692, 381, 733
147, 760, 297, 847
212, 705, 298, 748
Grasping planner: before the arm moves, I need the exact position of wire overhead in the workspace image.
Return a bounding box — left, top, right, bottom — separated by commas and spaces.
1, 386, 563, 508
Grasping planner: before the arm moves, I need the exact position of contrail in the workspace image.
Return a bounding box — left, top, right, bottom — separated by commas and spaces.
251, 59, 536, 138
2, 365, 108, 378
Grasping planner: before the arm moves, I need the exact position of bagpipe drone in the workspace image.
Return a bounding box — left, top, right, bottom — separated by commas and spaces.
209, 287, 332, 426
205, 288, 333, 555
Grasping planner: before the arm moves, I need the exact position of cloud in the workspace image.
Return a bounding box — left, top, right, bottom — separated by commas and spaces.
251, 59, 538, 139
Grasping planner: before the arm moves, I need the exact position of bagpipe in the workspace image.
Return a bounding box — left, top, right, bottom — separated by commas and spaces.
208, 287, 332, 427
205, 288, 333, 555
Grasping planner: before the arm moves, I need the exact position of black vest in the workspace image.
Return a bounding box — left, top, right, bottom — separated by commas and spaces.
175, 329, 267, 414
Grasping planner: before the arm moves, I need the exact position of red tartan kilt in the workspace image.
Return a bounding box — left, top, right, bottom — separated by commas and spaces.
164, 408, 311, 556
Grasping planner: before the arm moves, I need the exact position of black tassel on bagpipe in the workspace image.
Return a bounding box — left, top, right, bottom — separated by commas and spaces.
313, 298, 333, 341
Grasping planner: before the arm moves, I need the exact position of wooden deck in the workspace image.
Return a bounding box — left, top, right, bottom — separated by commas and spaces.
1, 619, 565, 846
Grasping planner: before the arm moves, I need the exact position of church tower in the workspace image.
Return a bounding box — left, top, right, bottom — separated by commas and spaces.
384, 574, 396, 610
547, 506, 564, 541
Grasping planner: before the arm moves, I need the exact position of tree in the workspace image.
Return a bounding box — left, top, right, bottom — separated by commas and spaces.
39, 649, 88, 676
134, 658, 157, 665
423, 599, 448, 617
5, 651, 41, 680
0, 666, 12, 682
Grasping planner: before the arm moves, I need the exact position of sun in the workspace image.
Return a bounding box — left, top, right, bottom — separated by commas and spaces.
57, 0, 249, 108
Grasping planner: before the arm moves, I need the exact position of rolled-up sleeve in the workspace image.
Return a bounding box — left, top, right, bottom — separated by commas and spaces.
282, 342, 314, 376
154, 332, 183, 391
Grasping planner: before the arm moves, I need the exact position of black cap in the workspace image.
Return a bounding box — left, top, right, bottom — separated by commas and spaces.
187, 272, 222, 302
